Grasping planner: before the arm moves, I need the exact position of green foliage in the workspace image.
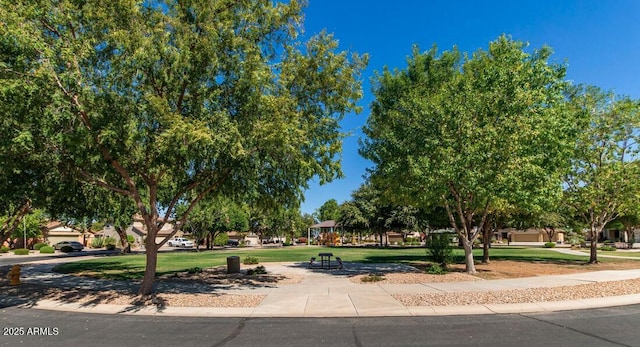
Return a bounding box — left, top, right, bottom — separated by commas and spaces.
427, 263, 448, 275
9, 209, 45, 240
564, 86, 640, 263
316, 199, 340, 221
33, 242, 46, 250
94, 236, 117, 248
60, 245, 74, 253
39, 246, 55, 253
427, 233, 454, 267
91, 237, 105, 248
246, 265, 267, 276
362, 36, 575, 272
600, 245, 617, 252
186, 267, 203, 274
544, 242, 556, 248
127, 235, 135, 244
361, 273, 385, 282
567, 230, 586, 247
243, 256, 259, 265
13, 248, 29, 255
0, 246, 9, 253
180, 197, 250, 248
0, 0, 366, 295
214, 233, 229, 247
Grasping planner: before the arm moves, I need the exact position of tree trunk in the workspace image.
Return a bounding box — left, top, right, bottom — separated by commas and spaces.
0, 199, 31, 246
462, 238, 477, 273
138, 226, 158, 295
482, 229, 491, 264
115, 226, 131, 253
588, 223, 600, 264
589, 222, 605, 264
544, 227, 555, 243
589, 237, 598, 264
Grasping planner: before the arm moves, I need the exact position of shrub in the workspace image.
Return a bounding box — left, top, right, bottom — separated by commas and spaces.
105, 244, 116, 250
33, 242, 47, 250
13, 248, 29, 255
105, 237, 117, 246
40, 246, 55, 254
246, 265, 267, 276
0, 246, 9, 253
600, 245, 616, 251
91, 237, 105, 248
127, 235, 135, 243
361, 273, 385, 282
214, 233, 229, 247
427, 263, 448, 275
243, 256, 259, 265
427, 233, 454, 267
60, 245, 74, 253
186, 267, 202, 274
544, 242, 556, 248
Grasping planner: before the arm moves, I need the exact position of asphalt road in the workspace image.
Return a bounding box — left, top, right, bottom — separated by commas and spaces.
2, 304, 640, 347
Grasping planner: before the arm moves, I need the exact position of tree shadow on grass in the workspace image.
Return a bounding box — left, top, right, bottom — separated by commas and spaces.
1, 262, 279, 313
154, 266, 292, 293
286, 261, 421, 278
52, 261, 145, 281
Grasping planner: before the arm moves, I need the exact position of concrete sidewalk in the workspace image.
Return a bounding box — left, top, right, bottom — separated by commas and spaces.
3, 256, 640, 317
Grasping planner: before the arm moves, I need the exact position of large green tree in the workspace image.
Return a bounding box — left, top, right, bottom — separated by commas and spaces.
316, 198, 340, 222
362, 36, 575, 273
564, 86, 640, 263
1, 0, 366, 294
180, 196, 248, 250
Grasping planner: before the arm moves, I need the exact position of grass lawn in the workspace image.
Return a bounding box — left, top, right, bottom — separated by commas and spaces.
583, 250, 640, 258
52, 245, 636, 280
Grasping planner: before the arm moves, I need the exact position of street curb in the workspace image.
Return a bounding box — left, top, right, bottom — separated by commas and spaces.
4, 293, 640, 317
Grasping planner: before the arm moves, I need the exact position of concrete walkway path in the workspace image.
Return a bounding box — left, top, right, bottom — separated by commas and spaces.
3, 252, 640, 317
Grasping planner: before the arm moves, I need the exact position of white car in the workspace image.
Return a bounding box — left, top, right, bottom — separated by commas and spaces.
167, 237, 194, 248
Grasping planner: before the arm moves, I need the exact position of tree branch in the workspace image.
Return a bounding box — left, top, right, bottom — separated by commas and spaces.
75, 167, 132, 196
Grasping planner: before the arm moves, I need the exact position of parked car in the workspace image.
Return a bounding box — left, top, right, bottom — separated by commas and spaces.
227, 239, 239, 246
54, 241, 84, 252
167, 237, 194, 248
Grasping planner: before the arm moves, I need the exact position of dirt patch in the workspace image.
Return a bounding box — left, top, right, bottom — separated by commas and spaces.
351, 260, 640, 284
448, 260, 640, 280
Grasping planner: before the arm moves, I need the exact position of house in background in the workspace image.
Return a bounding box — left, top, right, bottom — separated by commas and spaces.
126, 214, 183, 245
41, 221, 90, 246
226, 231, 259, 246
505, 228, 565, 243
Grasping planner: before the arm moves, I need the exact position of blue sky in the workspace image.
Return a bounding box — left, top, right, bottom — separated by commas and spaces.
297, 0, 640, 216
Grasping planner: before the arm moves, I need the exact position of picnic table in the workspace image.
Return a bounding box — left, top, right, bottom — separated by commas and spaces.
318, 252, 333, 269
309, 253, 343, 269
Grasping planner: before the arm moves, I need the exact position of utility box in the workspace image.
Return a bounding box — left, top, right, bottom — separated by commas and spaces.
227, 256, 240, 274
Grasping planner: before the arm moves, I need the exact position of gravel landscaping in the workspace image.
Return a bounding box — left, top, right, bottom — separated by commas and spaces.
392, 278, 640, 306
3, 260, 640, 308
